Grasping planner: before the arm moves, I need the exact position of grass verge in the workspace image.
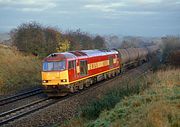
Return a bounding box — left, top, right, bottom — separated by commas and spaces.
60, 67, 180, 127
0, 44, 41, 95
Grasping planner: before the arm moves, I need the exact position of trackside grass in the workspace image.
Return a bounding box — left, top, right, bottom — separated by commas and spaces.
0, 44, 41, 95
59, 67, 180, 127
80, 75, 149, 120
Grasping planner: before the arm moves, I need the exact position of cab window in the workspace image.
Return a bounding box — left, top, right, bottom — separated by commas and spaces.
43, 61, 66, 71
80, 60, 88, 76
68, 60, 76, 69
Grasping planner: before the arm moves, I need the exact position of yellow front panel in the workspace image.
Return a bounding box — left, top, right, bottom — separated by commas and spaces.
42, 72, 60, 80
59, 70, 69, 84
42, 70, 69, 85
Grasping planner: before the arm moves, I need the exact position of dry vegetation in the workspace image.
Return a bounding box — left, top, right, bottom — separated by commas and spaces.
59, 67, 180, 127
0, 44, 41, 95
161, 36, 180, 66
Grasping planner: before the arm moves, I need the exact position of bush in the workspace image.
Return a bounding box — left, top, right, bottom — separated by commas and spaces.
10, 22, 64, 57
64, 30, 106, 50
161, 36, 180, 65
10, 22, 107, 58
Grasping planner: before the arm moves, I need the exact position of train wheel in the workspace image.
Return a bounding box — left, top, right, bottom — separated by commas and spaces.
79, 84, 84, 90
108, 73, 111, 78
112, 72, 115, 77
70, 86, 75, 93
93, 77, 97, 83
85, 83, 90, 87
70, 85, 77, 93
104, 74, 108, 80
116, 70, 119, 75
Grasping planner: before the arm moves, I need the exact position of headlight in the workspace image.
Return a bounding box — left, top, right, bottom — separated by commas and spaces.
61, 79, 67, 82
42, 80, 48, 83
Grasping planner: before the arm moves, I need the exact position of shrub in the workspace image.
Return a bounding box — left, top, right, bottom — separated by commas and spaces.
161, 36, 180, 65
10, 22, 65, 57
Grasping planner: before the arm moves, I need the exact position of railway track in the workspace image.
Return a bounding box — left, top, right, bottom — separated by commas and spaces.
0, 88, 42, 106
0, 64, 150, 126
0, 77, 122, 126
0, 98, 58, 126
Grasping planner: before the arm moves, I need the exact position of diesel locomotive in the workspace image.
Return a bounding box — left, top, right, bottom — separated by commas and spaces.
42, 46, 158, 96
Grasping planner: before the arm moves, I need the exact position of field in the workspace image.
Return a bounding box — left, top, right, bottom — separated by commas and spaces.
0, 44, 41, 95
60, 67, 180, 127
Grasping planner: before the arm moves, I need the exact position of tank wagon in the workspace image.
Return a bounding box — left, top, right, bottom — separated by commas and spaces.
42, 46, 158, 96
117, 48, 148, 71
147, 45, 159, 54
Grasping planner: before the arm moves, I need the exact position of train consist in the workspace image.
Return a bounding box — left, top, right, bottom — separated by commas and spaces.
42, 45, 158, 96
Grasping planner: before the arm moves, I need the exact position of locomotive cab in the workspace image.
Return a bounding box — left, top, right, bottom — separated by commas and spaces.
41, 53, 72, 95
42, 60, 68, 85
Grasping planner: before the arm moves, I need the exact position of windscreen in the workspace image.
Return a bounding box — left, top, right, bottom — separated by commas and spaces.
43, 61, 66, 71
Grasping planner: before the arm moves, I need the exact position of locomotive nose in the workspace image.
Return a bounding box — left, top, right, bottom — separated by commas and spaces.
42, 72, 60, 81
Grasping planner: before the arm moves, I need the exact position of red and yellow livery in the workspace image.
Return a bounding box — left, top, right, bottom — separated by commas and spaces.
42, 49, 120, 96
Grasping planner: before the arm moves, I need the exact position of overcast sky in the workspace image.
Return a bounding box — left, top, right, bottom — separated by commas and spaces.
0, 0, 180, 37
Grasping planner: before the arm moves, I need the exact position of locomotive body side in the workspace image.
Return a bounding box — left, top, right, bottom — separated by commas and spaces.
42, 50, 120, 96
